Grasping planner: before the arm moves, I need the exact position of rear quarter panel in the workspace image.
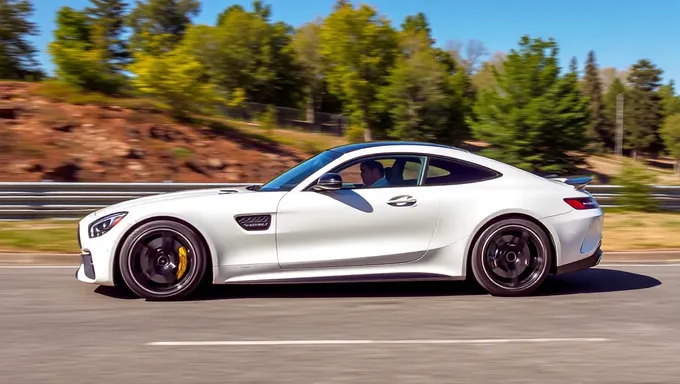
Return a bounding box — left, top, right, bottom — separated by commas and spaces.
427, 173, 577, 258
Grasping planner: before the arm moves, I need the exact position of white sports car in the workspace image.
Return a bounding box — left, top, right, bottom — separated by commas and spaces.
75, 141, 604, 300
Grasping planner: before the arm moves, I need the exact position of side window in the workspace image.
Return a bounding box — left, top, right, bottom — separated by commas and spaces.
423, 157, 499, 185
334, 155, 426, 188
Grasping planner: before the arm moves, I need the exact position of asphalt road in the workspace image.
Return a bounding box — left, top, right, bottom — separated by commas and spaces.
0, 264, 679, 384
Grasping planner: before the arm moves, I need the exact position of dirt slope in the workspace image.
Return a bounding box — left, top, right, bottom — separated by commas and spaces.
0, 82, 309, 183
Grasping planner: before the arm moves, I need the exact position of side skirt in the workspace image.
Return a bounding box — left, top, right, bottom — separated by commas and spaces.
224, 272, 457, 285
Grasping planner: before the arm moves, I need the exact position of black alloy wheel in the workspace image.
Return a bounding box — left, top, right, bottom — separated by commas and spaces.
470, 218, 552, 296
119, 220, 208, 300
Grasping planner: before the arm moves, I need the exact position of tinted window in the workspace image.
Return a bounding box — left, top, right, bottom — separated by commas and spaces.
259, 150, 343, 191
423, 157, 499, 185
332, 155, 426, 189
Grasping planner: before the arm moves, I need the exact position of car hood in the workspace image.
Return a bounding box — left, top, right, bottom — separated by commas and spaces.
90, 185, 257, 218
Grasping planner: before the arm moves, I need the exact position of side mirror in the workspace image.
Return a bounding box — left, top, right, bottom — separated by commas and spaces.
312, 173, 342, 191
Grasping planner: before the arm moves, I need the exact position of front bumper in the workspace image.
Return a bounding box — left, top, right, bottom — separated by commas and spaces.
555, 245, 602, 275
74, 216, 132, 286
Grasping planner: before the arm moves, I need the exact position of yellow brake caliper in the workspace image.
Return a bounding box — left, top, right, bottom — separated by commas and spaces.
177, 246, 188, 279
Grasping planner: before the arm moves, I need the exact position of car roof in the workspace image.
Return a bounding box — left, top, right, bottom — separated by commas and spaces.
327, 141, 467, 154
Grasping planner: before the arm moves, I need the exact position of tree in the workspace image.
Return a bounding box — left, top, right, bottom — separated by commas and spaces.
126, 0, 200, 55
625, 59, 664, 159
468, 36, 589, 173
0, 0, 44, 80
376, 30, 470, 145
48, 6, 124, 93
660, 114, 680, 175
291, 18, 325, 122
182, 2, 303, 108
659, 80, 680, 117
128, 28, 220, 117
582, 50, 609, 151
84, 0, 130, 74
319, 1, 398, 141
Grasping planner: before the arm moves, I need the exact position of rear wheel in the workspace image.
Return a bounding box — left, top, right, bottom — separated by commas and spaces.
118, 220, 208, 301
470, 218, 552, 296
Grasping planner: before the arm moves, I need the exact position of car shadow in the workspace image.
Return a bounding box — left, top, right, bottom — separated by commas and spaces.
535, 268, 662, 296
93, 268, 661, 301
322, 189, 374, 213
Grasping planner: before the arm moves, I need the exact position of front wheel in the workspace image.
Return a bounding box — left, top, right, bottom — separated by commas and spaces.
470, 218, 552, 297
118, 220, 208, 301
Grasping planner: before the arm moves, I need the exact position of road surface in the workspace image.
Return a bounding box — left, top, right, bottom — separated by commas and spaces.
0, 263, 679, 383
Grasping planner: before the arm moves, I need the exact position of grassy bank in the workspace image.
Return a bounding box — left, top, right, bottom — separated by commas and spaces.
1, 211, 679, 254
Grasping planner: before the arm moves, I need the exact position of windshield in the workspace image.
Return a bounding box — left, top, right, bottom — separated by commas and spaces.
259, 150, 343, 192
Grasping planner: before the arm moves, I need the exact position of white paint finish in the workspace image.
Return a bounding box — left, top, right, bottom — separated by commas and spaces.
73, 142, 606, 295
146, 338, 610, 346
275, 186, 440, 269
541, 208, 604, 267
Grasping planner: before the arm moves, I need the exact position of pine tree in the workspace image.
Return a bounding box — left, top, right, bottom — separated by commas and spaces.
84, 0, 130, 73
582, 51, 609, 151
468, 36, 589, 173
625, 59, 664, 159
0, 0, 43, 80
126, 0, 200, 55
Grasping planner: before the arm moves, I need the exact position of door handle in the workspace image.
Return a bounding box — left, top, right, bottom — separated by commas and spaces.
387, 195, 417, 207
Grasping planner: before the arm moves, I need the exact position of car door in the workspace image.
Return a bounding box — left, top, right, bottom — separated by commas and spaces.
275, 154, 441, 269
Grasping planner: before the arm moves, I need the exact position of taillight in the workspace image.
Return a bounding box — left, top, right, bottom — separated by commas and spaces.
564, 196, 599, 210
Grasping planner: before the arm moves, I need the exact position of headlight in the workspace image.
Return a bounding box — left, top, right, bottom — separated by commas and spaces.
88, 212, 127, 238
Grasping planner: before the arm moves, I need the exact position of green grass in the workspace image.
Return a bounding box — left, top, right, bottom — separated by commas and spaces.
1, 211, 680, 253
30, 80, 168, 113
0, 220, 79, 253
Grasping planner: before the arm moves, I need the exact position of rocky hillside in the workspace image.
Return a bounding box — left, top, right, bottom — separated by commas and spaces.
0, 82, 312, 183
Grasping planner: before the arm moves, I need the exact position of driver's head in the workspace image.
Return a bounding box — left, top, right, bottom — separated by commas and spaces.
360, 160, 384, 186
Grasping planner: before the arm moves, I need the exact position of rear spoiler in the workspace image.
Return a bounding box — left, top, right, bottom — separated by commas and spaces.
540, 174, 593, 191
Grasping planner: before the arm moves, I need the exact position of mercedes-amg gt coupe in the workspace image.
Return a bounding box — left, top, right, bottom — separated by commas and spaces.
75, 141, 603, 300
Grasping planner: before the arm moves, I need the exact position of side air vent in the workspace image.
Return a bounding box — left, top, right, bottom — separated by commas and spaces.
235, 214, 271, 231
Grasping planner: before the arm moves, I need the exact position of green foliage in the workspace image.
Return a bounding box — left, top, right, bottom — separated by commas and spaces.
319, 1, 399, 141
376, 30, 470, 145
32, 79, 167, 112
125, 0, 200, 55
659, 80, 680, 117
468, 36, 590, 173
259, 105, 277, 132
0, 0, 44, 80
660, 114, 680, 175
48, 5, 127, 93
84, 0, 130, 73
582, 50, 610, 152
290, 19, 324, 119
613, 159, 659, 212
344, 125, 366, 143
30, 0, 678, 180
128, 34, 220, 117
181, 3, 302, 108
625, 59, 665, 157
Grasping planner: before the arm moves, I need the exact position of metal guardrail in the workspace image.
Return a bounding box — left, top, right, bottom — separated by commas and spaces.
0, 182, 679, 220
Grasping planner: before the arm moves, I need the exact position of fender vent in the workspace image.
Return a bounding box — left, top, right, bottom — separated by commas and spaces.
235, 214, 271, 231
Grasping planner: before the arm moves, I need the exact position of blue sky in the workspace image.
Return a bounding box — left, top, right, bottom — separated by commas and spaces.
29, 0, 680, 88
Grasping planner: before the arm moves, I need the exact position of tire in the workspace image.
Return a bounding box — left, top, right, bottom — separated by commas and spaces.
118, 220, 208, 301
470, 218, 552, 297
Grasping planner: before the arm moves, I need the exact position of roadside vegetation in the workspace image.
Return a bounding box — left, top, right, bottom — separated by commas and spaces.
2, 0, 680, 181
1, 210, 679, 253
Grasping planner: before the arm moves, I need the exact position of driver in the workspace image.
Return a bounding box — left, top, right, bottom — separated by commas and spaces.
360, 160, 389, 187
